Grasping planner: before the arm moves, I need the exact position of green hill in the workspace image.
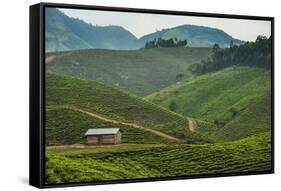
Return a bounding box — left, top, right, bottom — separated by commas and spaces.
145, 66, 271, 141
137, 24, 243, 48
211, 93, 271, 141
46, 8, 137, 52
46, 72, 210, 144
46, 47, 212, 96
46, 132, 271, 184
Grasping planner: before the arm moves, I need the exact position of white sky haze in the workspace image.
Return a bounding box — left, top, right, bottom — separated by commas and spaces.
60, 8, 271, 41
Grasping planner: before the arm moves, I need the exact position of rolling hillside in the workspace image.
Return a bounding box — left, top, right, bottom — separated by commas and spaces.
46, 47, 212, 96
46, 132, 271, 184
46, 72, 210, 144
145, 66, 271, 141
44, 7, 272, 185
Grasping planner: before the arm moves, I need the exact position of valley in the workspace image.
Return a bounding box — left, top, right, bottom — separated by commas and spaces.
44, 9, 272, 184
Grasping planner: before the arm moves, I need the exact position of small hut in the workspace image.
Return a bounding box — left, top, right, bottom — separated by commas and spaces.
85, 128, 121, 145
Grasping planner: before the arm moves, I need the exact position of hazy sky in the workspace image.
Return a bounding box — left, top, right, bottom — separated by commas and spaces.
60, 8, 271, 42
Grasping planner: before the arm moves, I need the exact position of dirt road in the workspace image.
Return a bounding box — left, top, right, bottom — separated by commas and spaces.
45, 52, 72, 64
45, 55, 57, 64
67, 107, 181, 142
188, 118, 197, 132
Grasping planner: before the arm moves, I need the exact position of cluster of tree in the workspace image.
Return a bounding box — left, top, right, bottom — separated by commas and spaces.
189, 36, 272, 75
169, 101, 177, 111
176, 73, 185, 80
144, 38, 188, 48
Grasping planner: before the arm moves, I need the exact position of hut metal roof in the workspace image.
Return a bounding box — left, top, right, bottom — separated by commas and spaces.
85, 128, 120, 136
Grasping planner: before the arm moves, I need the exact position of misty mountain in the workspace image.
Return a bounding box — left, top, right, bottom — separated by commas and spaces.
46, 8, 244, 52
137, 25, 243, 48
46, 8, 137, 52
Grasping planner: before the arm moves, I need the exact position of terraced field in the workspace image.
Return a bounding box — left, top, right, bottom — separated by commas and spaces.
46, 132, 272, 184
46, 72, 210, 144
46, 107, 176, 145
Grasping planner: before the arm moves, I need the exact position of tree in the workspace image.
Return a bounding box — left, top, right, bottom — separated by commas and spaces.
169, 101, 177, 111
229, 107, 238, 117
214, 119, 219, 126
256, 35, 267, 43
176, 73, 184, 80
189, 36, 271, 75
213, 43, 220, 51
230, 40, 234, 48
144, 38, 189, 48
176, 39, 188, 47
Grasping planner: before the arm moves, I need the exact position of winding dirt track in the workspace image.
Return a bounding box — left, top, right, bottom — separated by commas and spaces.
66, 107, 182, 142
188, 118, 198, 132
45, 53, 72, 64
45, 55, 57, 64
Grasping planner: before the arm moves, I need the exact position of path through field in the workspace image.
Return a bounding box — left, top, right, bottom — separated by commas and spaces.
45, 55, 56, 64
188, 118, 197, 132
45, 53, 72, 64
67, 107, 182, 142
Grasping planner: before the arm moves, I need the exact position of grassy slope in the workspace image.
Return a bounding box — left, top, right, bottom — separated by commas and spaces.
145, 66, 271, 141
212, 94, 271, 141
46, 132, 272, 184
46, 47, 212, 96
46, 72, 210, 144
46, 107, 175, 145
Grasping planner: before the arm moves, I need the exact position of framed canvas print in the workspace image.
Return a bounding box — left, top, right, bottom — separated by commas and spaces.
30, 2, 274, 188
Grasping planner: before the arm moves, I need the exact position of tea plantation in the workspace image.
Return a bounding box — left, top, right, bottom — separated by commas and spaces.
145, 66, 271, 141
46, 132, 272, 184
46, 72, 210, 144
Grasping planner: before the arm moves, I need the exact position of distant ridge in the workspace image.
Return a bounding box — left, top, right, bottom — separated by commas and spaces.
46, 8, 244, 52
137, 24, 244, 48
46, 8, 137, 52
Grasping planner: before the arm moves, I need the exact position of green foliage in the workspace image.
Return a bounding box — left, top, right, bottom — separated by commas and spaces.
169, 101, 177, 111
176, 73, 185, 80
47, 47, 212, 96
46, 72, 210, 144
145, 66, 271, 141
46, 132, 272, 184
228, 107, 238, 117
189, 36, 272, 75
144, 38, 188, 48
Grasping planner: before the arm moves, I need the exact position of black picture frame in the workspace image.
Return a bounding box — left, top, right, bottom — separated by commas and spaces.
30, 2, 275, 189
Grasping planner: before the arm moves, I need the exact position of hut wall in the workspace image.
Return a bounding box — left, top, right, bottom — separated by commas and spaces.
115, 132, 122, 144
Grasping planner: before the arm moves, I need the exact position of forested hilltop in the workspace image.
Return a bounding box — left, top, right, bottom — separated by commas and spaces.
189, 36, 271, 75
144, 38, 188, 48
